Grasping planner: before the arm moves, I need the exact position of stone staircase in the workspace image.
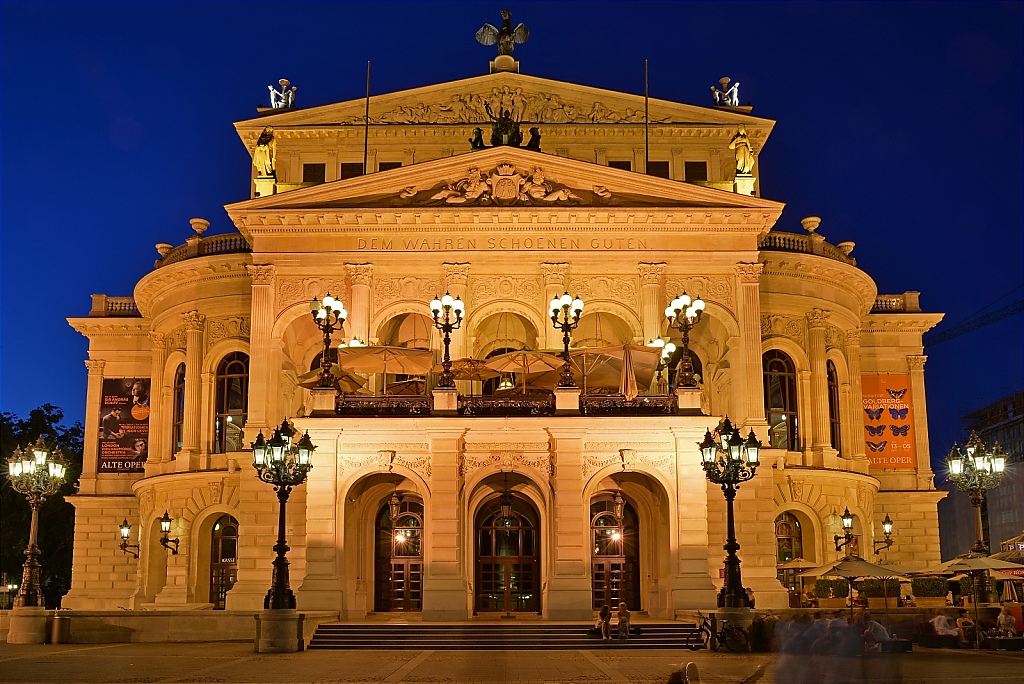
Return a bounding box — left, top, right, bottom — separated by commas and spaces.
308, 621, 700, 650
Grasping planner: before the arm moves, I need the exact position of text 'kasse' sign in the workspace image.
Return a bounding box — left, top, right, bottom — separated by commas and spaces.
861, 374, 916, 469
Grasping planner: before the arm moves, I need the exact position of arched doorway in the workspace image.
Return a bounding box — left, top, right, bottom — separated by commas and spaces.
591, 493, 640, 611
475, 491, 540, 613
374, 496, 424, 612
775, 512, 804, 593
209, 514, 239, 609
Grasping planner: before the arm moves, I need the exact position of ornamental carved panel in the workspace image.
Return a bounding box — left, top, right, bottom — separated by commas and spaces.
824, 324, 846, 350
167, 326, 187, 352
339, 448, 432, 480
460, 450, 553, 478
207, 316, 251, 345
582, 444, 674, 481
470, 277, 542, 303
373, 277, 445, 311
567, 276, 637, 301
760, 314, 806, 347
664, 276, 734, 310
277, 277, 350, 315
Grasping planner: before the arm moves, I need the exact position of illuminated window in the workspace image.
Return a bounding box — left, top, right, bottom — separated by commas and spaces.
172, 363, 186, 454
213, 352, 248, 453
763, 349, 798, 450
827, 360, 842, 453
775, 512, 803, 591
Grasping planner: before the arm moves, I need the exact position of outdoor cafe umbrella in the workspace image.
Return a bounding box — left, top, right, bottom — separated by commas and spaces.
525, 345, 661, 398
801, 555, 910, 625
430, 358, 499, 382
484, 351, 565, 393
336, 346, 433, 395
296, 366, 367, 394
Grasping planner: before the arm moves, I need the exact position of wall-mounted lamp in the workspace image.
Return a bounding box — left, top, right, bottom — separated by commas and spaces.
159, 511, 179, 554
118, 518, 140, 558
873, 513, 895, 555
833, 506, 855, 553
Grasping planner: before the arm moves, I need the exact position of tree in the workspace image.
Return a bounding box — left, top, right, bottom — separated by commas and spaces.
1, 404, 84, 608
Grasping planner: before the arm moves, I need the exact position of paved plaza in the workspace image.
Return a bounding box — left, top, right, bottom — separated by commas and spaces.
1, 642, 1021, 684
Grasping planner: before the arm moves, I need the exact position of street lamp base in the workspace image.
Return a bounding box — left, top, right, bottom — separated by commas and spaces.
717, 586, 753, 609
6, 606, 48, 644
254, 609, 304, 653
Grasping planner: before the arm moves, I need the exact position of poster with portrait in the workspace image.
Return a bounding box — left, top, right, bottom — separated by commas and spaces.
861, 374, 916, 469
98, 378, 150, 473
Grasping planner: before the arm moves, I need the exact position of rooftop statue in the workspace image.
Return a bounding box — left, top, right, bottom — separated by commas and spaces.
711, 76, 740, 107
253, 126, 277, 177
729, 125, 755, 175
268, 78, 297, 109
476, 9, 529, 57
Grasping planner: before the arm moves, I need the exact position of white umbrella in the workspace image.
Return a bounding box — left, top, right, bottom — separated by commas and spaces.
485, 351, 565, 393
336, 346, 433, 394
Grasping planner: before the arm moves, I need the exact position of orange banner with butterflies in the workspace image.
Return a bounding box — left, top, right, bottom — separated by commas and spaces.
861, 374, 916, 469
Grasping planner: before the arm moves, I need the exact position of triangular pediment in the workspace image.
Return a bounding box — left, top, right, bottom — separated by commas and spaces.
226, 147, 784, 217
234, 71, 773, 143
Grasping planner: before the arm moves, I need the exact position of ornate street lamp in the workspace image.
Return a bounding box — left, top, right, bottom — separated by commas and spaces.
429, 292, 466, 388
6, 437, 67, 607
698, 417, 761, 608
647, 339, 677, 393
118, 518, 140, 559
665, 292, 705, 388
873, 514, 895, 555
158, 511, 180, 554
310, 293, 348, 388
549, 291, 584, 387
834, 507, 855, 553
251, 418, 316, 609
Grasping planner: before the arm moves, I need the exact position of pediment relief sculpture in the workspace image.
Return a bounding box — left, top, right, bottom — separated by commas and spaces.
404, 164, 585, 206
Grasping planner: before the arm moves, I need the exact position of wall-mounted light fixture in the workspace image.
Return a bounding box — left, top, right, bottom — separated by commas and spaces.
118, 518, 140, 558
873, 513, 895, 555
158, 511, 179, 554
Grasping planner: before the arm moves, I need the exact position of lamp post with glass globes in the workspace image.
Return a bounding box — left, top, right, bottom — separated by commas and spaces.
6, 437, 67, 608
698, 417, 762, 608
665, 292, 705, 388
647, 339, 677, 394
309, 293, 347, 388
947, 432, 1006, 602
549, 292, 584, 387
251, 419, 316, 609
430, 292, 466, 388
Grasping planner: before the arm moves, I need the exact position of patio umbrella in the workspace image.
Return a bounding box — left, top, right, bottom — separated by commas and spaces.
296, 366, 367, 393
779, 557, 819, 570
803, 555, 909, 624
430, 358, 499, 381
336, 346, 433, 394
485, 351, 565, 393
386, 378, 426, 395
527, 345, 661, 397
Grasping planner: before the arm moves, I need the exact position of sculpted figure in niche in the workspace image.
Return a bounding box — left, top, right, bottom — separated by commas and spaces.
729, 125, 755, 175
253, 126, 276, 177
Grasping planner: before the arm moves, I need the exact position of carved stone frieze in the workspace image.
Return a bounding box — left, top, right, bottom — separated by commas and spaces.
470, 276, 541, 303
857, 483, 873, 508
166, 326, 187, 352
339, 447, 432, 479
567, 276, 636, 301
337, 87, 670, 126
582, 449, 673, 481
788, 476, 805, 502
402, 164, 586, 206
845, 329, 862, 347
584, 441, 674, 451
84, 359, 106, 373
207, 316, 251, 345
465, 442, 550, 452
246, 264, 276, 286
346, 263, 373, 287
149, 332, 166, 350
824, 324, 845, 350
374, 277, 445, 309
540, 263, 568, 286
182, 310, 206, 331
906, 355, 927, 371
805, 308, 831, 329
761, 314, 806, 346
734, 262, 763, 283
443, 262, 471, 288
638, 262, 666, 286
277, 277, 350, 314
664, 276, 734, 310
760, 257, 876, 313
459, 450, 554, 478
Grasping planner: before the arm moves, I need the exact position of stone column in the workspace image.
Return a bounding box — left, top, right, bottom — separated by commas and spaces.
345, 263, 373, 344
79, 360, 106, 493
797, 369, 813, 465
806, 309, 835, 464
443, 263, 470, 361
179, 311, 205, 470
540, 263, 567, 350
246, 265, 276, 437
146, 332, 166, 473
547, 427, 592, 619
670, 427, 718, 612
670, 148, 683, 181
734, 263, 766, 432
638, 262, 666, 343
845, 330, 867, 463
422, 428, 469, 620
907, 355, 936, 488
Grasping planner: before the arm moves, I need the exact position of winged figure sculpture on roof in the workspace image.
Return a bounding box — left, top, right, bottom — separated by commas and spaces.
476, 9, 529, 57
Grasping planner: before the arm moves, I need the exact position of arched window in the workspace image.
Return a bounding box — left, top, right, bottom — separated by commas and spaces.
763, 350, 798, 450
214, 352, 249, 453
171, 363, 186, 454
775, 512, 803, 592
826, 360, 842, 453
209, 514, 239, 610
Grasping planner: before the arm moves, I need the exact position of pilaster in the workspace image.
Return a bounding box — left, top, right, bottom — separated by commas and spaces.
79, 359, 106, 493
907, 355, 935, 489
540, 263, 568, 350
246, 265, 276, 436
443, 263, 470, 361
845, 330, 867, 463
547, 427, 592, 620
345, 263, 373, 344
422, 428, 469, 620
669, 427, 718, 612
179, 311, 205, 468
806, 308, 837, 468
638, 262, 666, 343
146, 332, 167, 474
296, 426, 345, 611
734, 263, 767, 433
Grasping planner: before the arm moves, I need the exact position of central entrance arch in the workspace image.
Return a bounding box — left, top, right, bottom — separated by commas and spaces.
475, 492, 540, 613
374, 497, 424, 612
590, 494, 640, 611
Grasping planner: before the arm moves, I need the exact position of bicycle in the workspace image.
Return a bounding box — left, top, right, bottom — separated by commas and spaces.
684, 610, 748, 652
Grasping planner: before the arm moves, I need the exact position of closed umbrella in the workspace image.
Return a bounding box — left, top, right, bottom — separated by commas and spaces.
296, 366, 367, 394
430, 358, 500, 381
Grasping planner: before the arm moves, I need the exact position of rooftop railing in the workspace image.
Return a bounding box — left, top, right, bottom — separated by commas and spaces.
156, 232, 251, 268
758, 231, 857, 266
871, 292, 922, 313
89, 295, 140, 317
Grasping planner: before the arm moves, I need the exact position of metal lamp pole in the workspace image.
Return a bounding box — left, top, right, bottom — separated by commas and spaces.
251, 419, 316, 609
6, 437, 67, 607
947, 432, 1006, 602
698, 417, 761, 608
430, 292, 466, 388
647, 339, 676, 394
309, 293, 347, 387
665, 292, 705, 388
549, 291, 584, 387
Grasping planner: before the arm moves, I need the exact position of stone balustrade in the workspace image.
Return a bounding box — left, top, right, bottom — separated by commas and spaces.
871, 292, 922, 313
88, 295, 140, 317
156, 232, 251, 268
758, 231, 856, 266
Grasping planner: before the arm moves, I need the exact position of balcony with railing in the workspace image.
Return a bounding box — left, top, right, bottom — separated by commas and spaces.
758, 230, 857, 266
870, 292, 922, 313
89, 295, 141, 317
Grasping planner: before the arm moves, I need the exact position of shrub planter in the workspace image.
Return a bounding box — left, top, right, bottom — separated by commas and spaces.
818, 598, 847, 609
915, 597, 947, 608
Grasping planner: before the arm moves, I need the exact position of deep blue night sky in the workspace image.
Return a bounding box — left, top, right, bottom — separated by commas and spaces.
2, 2, 1021, 474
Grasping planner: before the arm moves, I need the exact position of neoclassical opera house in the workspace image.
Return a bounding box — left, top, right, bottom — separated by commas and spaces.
65, 54, 945, 620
